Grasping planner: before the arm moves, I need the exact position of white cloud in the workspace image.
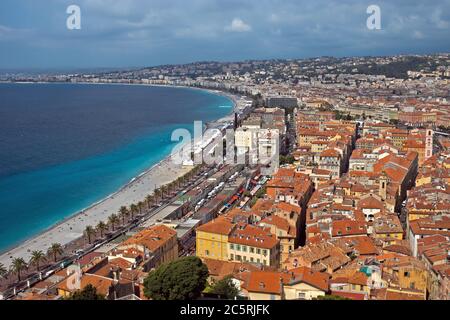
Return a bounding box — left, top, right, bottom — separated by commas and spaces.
412, 30, 424, 39
431, 9, 449, 29
0, 24, 32, 41
225, 18, 252, 32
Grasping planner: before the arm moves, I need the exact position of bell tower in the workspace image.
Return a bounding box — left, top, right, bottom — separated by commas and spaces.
379, 171, 388, 201
425, 129, 434, 160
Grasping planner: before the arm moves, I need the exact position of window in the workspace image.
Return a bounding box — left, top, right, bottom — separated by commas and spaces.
257, 249, 261, 254
404, 272, 410, 277
236, 245, 241, 251
230, 244, 234, 250
205, 250, 210, 256
242, 246, 247, 252
250, 257, 254, 262
250, 247, 255, 253
298, 292, 306, 300
257, 258, 261, 263
230, 254, 234, 260
263, 250, 268, 256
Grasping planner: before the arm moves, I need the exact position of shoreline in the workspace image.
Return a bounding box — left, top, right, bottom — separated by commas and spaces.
0, 83, 241, 266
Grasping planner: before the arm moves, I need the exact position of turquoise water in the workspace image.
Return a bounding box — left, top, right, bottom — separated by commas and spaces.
0, 83, 233, 252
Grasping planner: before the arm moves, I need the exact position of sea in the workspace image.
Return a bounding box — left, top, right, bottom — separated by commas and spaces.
0, 83, 233, 253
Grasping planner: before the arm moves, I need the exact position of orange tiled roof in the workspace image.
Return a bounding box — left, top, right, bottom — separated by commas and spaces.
121, 224, 177, 252
229, 224, 279, 249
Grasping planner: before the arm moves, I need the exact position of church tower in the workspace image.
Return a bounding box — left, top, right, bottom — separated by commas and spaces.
425, 129, 434, 160
379, 172, 388, 201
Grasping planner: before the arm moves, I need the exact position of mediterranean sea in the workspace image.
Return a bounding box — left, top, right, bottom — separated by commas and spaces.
0, 83, 233, 252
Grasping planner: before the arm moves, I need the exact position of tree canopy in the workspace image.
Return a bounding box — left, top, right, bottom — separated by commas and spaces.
143, 257, 209, 300
66, 284, 106, 300
209, 275, 239, 300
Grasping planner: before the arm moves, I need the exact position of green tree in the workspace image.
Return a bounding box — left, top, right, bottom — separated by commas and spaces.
280, 155, 295, 165
145, 194, 154, 209
10, 257, 27, 281
48, 243, 64, 262
154, 189, 162, 203
29, 250, 47, 271
84, 225, 96, 244
130, 204, 138, 220
96, 221, 108, 238
210, 275, 239, 300
119, 206, 129, 225
160, 185, 168, 199
143, 257, 209, 300
137, 201, 144, 215
0, 263, 8, 279
108, 214, 120, 231
66, 284, 106, 300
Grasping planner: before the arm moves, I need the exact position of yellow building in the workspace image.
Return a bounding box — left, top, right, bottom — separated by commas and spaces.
310, 141, 329, 153
373, 215, 404, 245
382, 256, 429, 295
227, 224, 280, 267
403, 140, 426, 166
196, 217, 235, 261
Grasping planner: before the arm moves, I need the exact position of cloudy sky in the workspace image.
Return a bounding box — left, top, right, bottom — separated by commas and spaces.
0, 0, 449, 69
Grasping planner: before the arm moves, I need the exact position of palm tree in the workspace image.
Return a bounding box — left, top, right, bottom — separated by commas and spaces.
96, 221, 108, 238
130, 204, 138, 220
29, 250, 46, 271
179, 175, 186, 187
137, 201, 144, 215
10, 258, 27, 282
185, 171, 193, 183
154, 189, 162, 203
160, 185, 168, 199
119, 206, 129, 225
145, 194, 154, 209
48, 243, 64, 262
166, 182, 174, 195
84, 225, 96, 244
0, 263, 7, 279
175, 177, 182, 189
108, 214, 119, 231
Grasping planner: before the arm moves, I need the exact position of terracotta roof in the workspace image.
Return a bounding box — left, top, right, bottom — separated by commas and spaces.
196, 216, 235, 235
229, 224, 279, 249
203, 259, 262, 280
58, 274, 114, 296
358, 196, 384, 210
288, 267, 329, 292
331, 271, 368, 286
246, 271, 284, 295
121, 224, 177, 252
331, 220, 367, 237
321, 149, 341, 158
